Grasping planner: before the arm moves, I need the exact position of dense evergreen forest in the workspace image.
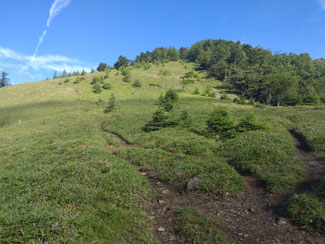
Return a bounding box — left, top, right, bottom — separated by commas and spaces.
134, 39, 325, 106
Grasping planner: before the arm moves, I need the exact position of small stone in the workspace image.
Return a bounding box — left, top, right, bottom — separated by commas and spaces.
140, 172, 147, 176
156, 182, 161, 185
277, 218, 286, 225
157, 227, 165, 232
162, 189, 169, 194
248, 208, 255, 212
168, 217, 173, 222
149, 216, 155, 221
158, 200, 166, 204
175, 170, 183, 176
187, 177, 202, 190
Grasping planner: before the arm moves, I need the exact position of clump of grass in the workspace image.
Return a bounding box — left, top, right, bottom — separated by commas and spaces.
115, 147, 244, 196
285, 194, 324, 231
218, 130, 302, 192
175, 206, 235, 244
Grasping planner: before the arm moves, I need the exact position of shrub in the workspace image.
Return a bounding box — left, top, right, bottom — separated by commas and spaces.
132, 80, 142, 88
104, 94, 116, 113
64, 79, 69, 83
73, 77, 80, 84
177, 111, 193, 128
149, 83, 160, 87
220, 92, 230, 100
236, 114, 266, 133
204, 86, 215, 97
143, 110, 177, 132
159, 89, 179, 112
102, 83, 112, 90
205, 108, 236, 139
121, 68, 131, 83
193, 87, 200, 95
91, 76, 99, 85
93, 83, 102, 94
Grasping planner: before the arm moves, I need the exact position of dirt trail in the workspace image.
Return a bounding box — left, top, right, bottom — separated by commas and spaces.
103, 124, 325, 243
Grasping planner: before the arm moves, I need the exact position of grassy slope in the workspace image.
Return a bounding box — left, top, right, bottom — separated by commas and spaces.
0, 61, 325, 241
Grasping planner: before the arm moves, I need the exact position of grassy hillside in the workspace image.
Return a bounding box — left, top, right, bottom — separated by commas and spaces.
0, 61, 324, 242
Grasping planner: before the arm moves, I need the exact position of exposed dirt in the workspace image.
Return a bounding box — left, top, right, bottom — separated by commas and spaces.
103, 124, 325, 244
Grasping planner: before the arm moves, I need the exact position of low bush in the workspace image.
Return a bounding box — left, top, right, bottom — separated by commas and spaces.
132, 80, 142, 88
104, 93, 116, 113
102, 83, 112, 90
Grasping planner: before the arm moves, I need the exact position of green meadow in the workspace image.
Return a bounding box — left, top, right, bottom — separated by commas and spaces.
0, 61, 325, 242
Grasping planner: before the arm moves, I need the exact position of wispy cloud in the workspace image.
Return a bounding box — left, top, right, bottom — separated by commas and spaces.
34, 0, 71, 57
0, 47, 92, 75
319, 0, 325, 10
47, 0, 71, 27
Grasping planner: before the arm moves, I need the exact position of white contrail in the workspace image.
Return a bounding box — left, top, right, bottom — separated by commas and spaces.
33, 0, 71, 57
47, 0, 71, 27
33, 30, 47, 58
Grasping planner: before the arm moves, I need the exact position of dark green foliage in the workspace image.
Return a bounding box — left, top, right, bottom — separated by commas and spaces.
143, 110, 177, 132
52, 71, 58, 79
114, 56, 130, 70
159, 89, 179, 112
97, 62, 108, 72
181, 71, 198, 92
104, 94, 116, 113
135, 47, 179, 63
193, 87, 200, 95
132, 80, 142, 88
236, 114, 266, 133
184, 39, 325, 106
285, 194, 324, 230
64, 78, 70, 83
203, 86, 215, 97
205, 108, 266, 139
92, 83, 102, 94
177, 111, 193, 128
205, 108, 236, 139
102, 82, 112, 90
175, 206, 234, 244
0, 71, 10, 87
121, 68, 131, 83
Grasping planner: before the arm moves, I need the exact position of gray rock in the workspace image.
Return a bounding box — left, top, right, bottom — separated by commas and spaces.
157, 227, 165, 232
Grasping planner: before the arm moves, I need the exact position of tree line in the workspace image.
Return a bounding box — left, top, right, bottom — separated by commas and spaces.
95, 39, 324, 106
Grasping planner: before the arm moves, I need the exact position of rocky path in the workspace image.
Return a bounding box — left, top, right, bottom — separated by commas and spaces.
103, 124, 325, 243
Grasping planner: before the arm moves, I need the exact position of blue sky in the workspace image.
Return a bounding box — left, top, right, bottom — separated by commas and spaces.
0, 0, 325, 84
